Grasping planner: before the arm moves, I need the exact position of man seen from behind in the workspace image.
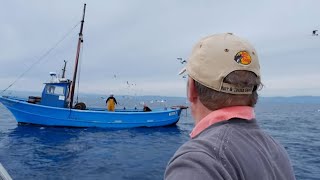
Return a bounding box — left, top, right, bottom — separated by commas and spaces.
164, 33, 295, 180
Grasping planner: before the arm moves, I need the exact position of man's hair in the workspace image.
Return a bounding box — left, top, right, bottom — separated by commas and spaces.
194, 70, 262, 111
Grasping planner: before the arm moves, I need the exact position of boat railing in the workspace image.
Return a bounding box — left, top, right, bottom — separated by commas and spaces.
1, 96, 28, 102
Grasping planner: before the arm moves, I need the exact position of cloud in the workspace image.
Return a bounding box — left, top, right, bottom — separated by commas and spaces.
261, 72, 320, 96
1, 0, 320, 97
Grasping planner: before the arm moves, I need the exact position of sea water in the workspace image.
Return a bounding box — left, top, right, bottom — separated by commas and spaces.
0, 96, 319, 180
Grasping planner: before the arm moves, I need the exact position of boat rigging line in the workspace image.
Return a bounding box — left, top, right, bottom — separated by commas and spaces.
0, 21, 81, 95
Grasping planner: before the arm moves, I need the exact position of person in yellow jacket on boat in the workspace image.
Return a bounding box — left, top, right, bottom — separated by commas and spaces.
106, 94, 117, 111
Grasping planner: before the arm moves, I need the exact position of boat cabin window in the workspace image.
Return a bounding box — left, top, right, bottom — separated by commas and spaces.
45, 85, 64, 95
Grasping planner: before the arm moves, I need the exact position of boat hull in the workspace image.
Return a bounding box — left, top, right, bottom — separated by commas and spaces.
0, 96, 182, 128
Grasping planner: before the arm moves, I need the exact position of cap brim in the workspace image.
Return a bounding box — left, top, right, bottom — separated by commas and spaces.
178, 67, 187, 75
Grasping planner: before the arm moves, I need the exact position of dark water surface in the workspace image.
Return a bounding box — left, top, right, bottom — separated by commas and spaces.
0, 98, 319, 179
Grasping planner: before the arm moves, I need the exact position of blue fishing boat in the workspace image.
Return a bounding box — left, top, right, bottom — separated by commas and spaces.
0, 4, 186, 128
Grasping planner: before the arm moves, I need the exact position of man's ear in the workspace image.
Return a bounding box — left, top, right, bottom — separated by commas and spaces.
187, 78, 198, 103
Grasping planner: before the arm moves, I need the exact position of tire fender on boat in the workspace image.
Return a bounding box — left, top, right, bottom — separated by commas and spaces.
74, 102, 86, 110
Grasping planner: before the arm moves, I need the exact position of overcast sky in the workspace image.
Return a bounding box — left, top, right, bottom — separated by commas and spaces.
1, 0, 320, 97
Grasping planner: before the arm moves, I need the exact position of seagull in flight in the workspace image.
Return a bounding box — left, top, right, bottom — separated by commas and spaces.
312, 30, 318, 36
177, 57, 187, 64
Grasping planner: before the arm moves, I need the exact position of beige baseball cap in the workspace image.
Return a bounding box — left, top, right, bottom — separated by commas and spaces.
180, 33, 260, 95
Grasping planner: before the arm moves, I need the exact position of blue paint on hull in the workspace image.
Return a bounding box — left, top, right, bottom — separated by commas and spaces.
0, 96, 182, 128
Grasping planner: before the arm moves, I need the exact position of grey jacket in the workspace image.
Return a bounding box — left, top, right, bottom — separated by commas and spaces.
165, 118, 296, 180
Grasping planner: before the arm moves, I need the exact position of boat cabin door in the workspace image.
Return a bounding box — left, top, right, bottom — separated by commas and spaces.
40, 82, 70, 108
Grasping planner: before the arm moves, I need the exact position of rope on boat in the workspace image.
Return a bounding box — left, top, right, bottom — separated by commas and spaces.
0, 22, 81, 95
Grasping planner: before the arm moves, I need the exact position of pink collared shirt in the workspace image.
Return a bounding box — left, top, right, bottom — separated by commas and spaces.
190, 106, 255, 138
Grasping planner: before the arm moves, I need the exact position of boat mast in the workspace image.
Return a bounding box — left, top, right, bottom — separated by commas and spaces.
68, 3, 86, 108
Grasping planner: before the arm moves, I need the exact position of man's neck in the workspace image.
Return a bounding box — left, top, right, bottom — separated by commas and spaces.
192, 99, 212, 125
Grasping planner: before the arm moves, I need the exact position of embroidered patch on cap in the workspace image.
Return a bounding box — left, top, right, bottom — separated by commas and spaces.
234, 51, 251, 65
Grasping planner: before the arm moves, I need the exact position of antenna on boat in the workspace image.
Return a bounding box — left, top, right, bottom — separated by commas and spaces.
68, 3, 86, 108
62, 60, 67, 79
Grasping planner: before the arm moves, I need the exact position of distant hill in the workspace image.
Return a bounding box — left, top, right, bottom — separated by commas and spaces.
1, 90, 319, 104
259, 96, 320, 104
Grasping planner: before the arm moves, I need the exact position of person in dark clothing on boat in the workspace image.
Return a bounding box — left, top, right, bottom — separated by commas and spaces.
164, 33, 296, 180
106, 94, 117, 111
143, 105, 152, 112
